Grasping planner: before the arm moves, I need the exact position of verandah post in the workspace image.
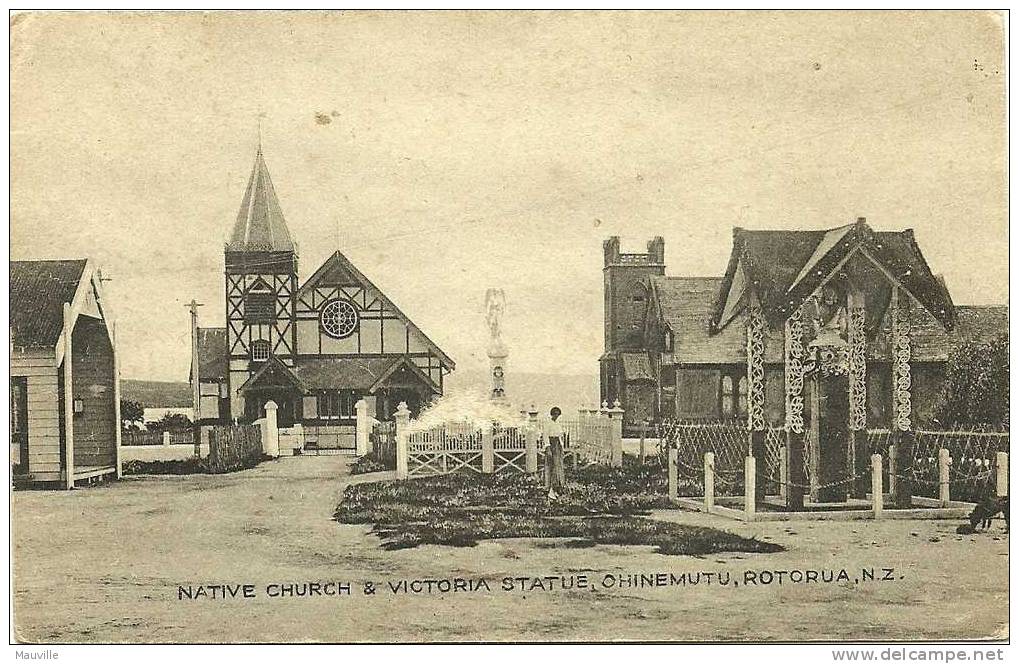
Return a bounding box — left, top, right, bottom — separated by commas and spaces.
996, 452, 1009, 497
890, 287, 914, 509
784, 308, 806, 510
871, 454, 883, 518
395, 401, 410, 480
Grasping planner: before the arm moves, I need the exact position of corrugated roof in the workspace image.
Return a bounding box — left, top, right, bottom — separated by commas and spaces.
10, 259, 87, 349
226, 149, 296, 253
292, 357, 395, 390
196, 327, 227, 382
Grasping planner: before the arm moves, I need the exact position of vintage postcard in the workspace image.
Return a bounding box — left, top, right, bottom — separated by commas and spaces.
8, 10, 1009, 647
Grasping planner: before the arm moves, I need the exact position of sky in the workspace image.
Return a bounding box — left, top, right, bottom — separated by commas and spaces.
10, 11, 1007, 382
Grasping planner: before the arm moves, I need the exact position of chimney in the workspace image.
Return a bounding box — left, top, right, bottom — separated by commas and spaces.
603, 236, 621, 267
647, 236, 665, 265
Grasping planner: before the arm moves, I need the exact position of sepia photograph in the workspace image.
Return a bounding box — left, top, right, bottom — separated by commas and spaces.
7, 9, 1010, 648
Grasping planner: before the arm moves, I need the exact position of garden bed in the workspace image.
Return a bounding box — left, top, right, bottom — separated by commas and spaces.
335, 456, 783, 556
122, 454, 270, 476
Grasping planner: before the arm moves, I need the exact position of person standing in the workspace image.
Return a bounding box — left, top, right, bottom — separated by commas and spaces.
544, 406, 567, 499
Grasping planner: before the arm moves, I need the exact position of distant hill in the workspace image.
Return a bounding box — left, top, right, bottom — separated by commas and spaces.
445, 369, 600, 417
121, 379, 191, 408
120, 371, 601, 415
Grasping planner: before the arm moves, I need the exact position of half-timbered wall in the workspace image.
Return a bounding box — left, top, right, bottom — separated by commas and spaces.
295, 283, 445, 387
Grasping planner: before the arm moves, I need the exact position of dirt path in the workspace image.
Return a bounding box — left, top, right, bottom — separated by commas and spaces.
12, 457, 1008, 642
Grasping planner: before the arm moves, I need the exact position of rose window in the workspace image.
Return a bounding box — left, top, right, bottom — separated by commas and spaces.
319, 299, 360, 339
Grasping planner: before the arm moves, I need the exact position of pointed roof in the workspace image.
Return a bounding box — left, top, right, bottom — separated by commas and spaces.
236, 356, 306, 394
226, 149, 296, 253
298, 250, 456, 369
709, 220, 956, 332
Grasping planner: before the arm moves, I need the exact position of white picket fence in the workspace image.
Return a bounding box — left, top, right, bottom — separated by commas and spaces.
393, 402, 625, 479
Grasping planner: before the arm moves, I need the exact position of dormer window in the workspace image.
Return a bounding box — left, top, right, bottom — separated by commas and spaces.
251, 339, 271, 362
244, 281, 276, 324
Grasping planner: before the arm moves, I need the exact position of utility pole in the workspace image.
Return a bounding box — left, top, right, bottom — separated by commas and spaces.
186, 299, 204, 455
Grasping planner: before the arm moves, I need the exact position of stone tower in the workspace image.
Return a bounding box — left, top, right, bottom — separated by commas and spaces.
599, 236, 665, 404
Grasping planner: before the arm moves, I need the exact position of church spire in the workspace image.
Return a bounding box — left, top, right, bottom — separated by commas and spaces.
226, 148, 296, 253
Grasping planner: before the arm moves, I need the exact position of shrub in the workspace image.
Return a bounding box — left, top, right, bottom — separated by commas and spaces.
934, 334, 1009, 428
350, 450, 395, 475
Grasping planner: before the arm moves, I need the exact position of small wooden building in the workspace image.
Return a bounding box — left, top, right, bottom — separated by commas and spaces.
11, 259, 122, 488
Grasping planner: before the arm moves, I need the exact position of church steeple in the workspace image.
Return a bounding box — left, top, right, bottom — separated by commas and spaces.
226, 148, 296, 253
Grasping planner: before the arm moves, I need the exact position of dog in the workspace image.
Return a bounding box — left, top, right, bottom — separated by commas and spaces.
956, 493, 1009, 534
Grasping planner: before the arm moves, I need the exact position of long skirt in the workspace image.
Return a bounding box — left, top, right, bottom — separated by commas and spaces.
545, 437, 566, 494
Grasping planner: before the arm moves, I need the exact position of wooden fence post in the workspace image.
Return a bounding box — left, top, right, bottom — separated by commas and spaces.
744, 456, 756, 520
525, 406, 539, 473
938, 447, 951, 506
667, 447, 677, 501
395, 402, 410, 480
779, 446, 788, 503
704, 451, 715, 511
162, 431, 171, 446
996, 452, 1009, 497
354, 399, 370, 456
888, 443, 897, 498
608, 400, 624, 467
481, 422, 494, 473
871, 453, 883, 518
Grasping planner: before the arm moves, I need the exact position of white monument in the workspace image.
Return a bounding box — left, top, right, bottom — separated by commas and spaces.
485, 288, 508, 404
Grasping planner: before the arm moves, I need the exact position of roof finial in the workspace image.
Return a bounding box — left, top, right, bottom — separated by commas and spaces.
256, 111, 265, 155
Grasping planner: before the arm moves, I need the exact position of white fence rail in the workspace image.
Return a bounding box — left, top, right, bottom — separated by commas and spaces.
393, 402, 624, 479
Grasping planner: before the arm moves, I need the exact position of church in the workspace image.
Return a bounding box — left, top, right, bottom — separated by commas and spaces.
600, 221, 1008, 437
193, 148, 455, 448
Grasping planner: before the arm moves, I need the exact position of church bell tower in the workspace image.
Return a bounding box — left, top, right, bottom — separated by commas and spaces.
224, 147, 299, 421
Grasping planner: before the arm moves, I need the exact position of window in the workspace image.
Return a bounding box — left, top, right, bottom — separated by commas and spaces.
737, 376, 748, 417
318, 390, 359, 420
250, 339, 271, 362
630, 284, 647, 330
664, 329, 674, 352
244, 282, 276, 324
319, 299, 360, 339
721, 375, 734, 417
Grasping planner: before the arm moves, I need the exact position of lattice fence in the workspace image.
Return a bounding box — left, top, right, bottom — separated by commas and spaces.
664, 421, 748, 495
912, 429, 1009, 502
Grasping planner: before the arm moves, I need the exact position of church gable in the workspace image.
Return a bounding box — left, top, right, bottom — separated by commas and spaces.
293, 251, 454, 369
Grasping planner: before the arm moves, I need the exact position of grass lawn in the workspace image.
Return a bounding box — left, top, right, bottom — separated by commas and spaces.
335, 457, 783, 556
